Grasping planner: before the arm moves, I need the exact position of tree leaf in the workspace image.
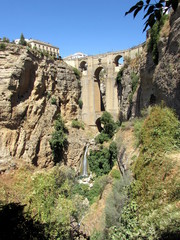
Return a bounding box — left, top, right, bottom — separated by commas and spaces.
143, 5, 155, 19
125, 5, 138, 15
134, 5, 143, 18
125, 0, 144, 15
155, 2, 163, 9
154, 9, 162, 21
143, 21, 149, 32
148, 13, 156, 27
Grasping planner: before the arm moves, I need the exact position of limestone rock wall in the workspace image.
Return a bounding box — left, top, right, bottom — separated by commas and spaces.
118, 5, 180, 120
0, 44, 81, 171
139, 5, 180, 117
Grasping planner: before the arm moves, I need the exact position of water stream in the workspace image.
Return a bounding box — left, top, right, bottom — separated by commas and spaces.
81, 144, 89, 177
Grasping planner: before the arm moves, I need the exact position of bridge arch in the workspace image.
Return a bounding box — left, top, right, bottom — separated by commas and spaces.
94, 66, 106, 112
79, 60, 88, 71
114, 55, 124, 66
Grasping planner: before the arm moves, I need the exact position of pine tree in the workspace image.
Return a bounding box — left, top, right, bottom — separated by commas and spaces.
19, 33, 27, 46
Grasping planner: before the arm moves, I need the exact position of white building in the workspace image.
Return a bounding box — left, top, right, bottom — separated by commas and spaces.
64, 52, 87, 60
15, 38, 60, 57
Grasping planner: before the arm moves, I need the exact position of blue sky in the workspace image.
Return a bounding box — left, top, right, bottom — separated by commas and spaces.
1, 0, 147, 57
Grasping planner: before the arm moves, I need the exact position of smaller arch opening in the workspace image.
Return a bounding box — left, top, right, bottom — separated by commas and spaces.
114, 55, 124, 66
79, 61, 88, 71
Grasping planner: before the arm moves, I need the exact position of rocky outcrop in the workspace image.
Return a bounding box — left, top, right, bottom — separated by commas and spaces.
118, 5, 180, 121
0, 44, 81, 171
139, 5, 180, 117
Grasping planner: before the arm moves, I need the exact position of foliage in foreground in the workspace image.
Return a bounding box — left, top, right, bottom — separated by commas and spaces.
125, 0, 178, 31
106, 106, 180, 239
26, 166, 90, 239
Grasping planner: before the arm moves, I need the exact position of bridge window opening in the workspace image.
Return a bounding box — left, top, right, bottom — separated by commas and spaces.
94, 67, 106, 112
114, 55, 124, 66
79, 61, 88, 71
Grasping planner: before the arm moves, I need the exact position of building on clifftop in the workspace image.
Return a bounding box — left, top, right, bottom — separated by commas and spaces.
15, 38, 60, 57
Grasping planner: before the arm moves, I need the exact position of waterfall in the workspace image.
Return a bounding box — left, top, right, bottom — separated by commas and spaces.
81, 145, 89, 177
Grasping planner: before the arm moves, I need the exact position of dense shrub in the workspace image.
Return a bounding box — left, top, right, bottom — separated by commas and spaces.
0, 43, 6, 50
49, 115, 68, 163
88, 142, 117, 177
95, 111, 117, 144
88, 175, 110, 204
140, 105, 180, 155
26, 166, 80, 239
110, 169, 121, 179
71, 119, 84, 129
88, 148, 111, 176
95, 132, 109, 144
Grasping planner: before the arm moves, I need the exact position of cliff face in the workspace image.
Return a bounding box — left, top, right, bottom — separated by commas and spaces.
140, 5, 180, 117
118, 5, 180, 120
0, 45, 81, 171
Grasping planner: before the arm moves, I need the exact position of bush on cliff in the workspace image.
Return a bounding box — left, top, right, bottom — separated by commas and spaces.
49, 115, 68, 164
88, 142, 117, 177
95, 111, 117, 144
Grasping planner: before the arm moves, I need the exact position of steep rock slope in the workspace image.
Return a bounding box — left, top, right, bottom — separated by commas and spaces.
118, 5, 180, 120
140, 5, 180, 116
0, 44, 81, 171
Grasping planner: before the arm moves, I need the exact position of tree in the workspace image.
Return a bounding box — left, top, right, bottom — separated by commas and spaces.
49, 115, 68, 164
125, 0, 179, 31
100, 111, 117, 138
19, 33, 27, 46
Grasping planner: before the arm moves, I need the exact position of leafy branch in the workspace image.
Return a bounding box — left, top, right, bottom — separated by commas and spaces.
125, 0, 178, 31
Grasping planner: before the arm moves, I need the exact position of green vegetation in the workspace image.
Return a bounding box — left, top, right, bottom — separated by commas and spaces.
1, 104, 179, 239
50, 96, 57, 105
2, 37, 10, 43
116, 67, 124, 84
95, 132, 109, 144
88, 175, 110, 204
128, 72, 139, 103
95, 111, 117, 144
110, 169, 121, 179
0, 43, 6, 51
148, 15, 169, 64
73, 67, 81, 80
19, 33, 27, 46
105, 105, 180, 239
88, 142, 117, 177
125, 0, 178, 31
78, 98, 83, 109
51, 96, 57, 105
71, 119, 84, 130
49, 115, 68, 164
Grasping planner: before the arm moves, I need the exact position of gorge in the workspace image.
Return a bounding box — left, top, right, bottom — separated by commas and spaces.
0, 3, 180, 240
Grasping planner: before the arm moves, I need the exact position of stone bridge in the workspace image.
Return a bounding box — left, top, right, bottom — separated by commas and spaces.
64, 44, 144, 126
